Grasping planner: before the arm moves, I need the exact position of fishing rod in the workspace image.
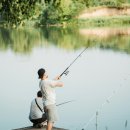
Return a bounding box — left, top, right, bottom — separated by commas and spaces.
56, 100, 75, 106
42, 100, 75, 123
60, 47, 87, 77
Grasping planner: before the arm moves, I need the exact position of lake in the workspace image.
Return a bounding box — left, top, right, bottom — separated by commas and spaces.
0, 26, 130, 130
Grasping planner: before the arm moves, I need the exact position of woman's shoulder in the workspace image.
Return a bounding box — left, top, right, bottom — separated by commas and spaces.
44, 79, 53, 83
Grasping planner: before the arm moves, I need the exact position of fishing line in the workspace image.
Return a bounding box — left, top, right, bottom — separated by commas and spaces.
80, 74, 129, 130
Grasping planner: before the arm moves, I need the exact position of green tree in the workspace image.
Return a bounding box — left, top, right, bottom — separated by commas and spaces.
40, 0, 86, 25
0, 0, 42, 26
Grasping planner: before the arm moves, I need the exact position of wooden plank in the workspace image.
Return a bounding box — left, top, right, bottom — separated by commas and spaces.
12, 126, 68, 130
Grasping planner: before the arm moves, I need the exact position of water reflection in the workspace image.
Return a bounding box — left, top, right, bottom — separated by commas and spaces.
0, 27, 42, 53
0, 27, 130, 54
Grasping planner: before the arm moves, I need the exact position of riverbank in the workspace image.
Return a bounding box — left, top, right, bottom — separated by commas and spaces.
78, 6, 130, 19
76, 6, 130, 27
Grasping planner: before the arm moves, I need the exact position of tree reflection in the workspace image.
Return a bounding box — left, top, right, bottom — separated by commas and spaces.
0, 27, 130, 54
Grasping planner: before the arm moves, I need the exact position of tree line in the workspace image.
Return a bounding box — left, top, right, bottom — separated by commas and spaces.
0, 0, 129, 26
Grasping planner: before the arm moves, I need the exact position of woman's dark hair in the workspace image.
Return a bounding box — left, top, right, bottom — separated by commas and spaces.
37, 91, 42, 97
37, 68, 45, 79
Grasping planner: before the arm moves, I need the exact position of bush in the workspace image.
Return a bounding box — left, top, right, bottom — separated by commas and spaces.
0, 0, 42, 27
40, 0, 86, 25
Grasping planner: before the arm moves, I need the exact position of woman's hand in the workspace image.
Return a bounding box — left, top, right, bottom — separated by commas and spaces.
54, 75, 61, 80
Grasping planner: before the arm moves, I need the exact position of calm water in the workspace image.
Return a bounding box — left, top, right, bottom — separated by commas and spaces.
0, 27, 130, 130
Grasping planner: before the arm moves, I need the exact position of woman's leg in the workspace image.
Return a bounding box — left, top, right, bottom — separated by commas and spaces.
46, 122, 53, 130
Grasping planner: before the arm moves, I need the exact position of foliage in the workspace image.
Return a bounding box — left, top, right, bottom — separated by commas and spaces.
40, 0, 86, 25
40, 0, 129, 25
0, 0, 130, 26
0, 0, 42, 27
98, 0, 126, 7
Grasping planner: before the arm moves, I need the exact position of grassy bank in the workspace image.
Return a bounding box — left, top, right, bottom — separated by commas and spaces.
1, 15, 130, 28
75, 4, 130, 27
77, 16, 130, 27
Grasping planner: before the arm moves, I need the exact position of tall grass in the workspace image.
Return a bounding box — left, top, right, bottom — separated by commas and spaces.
78, 16, 130, 27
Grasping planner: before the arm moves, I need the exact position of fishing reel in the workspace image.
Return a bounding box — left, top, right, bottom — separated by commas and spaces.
60, 47, 87, 78
64, 70, 69, 76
